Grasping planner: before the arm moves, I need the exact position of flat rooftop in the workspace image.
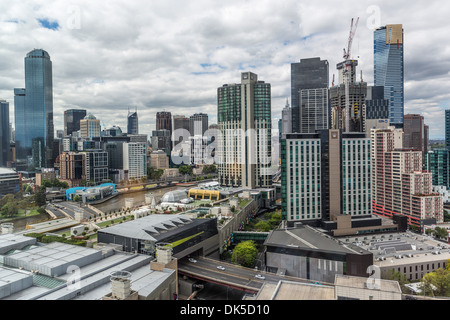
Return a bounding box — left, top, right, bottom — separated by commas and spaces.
253, 280, 335, 300
335, 274, 401, 293
340, 231, 450, 267
264, 225, 371, 256
0, 234, 37, 255
1, 241, 173, 300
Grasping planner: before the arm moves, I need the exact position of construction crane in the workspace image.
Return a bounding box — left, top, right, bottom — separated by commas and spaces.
342, 17, 359, 132
343, 17, 359, 60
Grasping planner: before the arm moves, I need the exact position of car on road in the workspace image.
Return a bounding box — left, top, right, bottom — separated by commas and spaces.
188, 258, 197, 263
255, 274, 265, 280
217, 266, 225, 271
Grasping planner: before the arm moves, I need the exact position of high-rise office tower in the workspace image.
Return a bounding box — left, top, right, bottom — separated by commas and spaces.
217, 72, 272, 189
59, 152, 86, 187
372, 128, 443, 229
281, 130, 371, 225
64, 109, 87, 136
80, 114, 101, 138
189, 113, 208, 137
14, 49, 54, 169
365, 86, 390, 135
172, 115, 191, 147
84, 149, 109, 184
425, 149, 450, 188
281, 99, 292, 138
151, 129, 172, 156
291, 57, 329, 133
445, 110, 450, 150
330, 60, 367, 133
403, 114, 428, 162
127, 109, 139, 135
156, 111, 172, 133
374, 24, 404, 128
0, 100, 11, 166
299, 88, 329, 133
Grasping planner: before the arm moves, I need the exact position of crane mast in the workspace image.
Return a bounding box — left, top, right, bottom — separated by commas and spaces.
343, 17, 359, 132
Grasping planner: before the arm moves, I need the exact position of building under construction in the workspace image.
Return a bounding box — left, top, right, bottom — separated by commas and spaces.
330, 18, 367, 133
330, 61, 367, 133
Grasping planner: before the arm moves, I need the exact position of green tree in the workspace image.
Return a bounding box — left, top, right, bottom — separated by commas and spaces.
153, 169, 164, 180
422, 268, 450, 297
269, 211, 282, 228
231, 240, 258, 268
384, 269, 409, 286
203, 165, 217, 174
444, 210, 450, 222
179, 165, 193, 176
34, 190, 46, 207
73, 195, 81, 202
434, 227, 449, 240
0, 194, 15, 208
254, 220, 271, 232
1, 201, 18, 218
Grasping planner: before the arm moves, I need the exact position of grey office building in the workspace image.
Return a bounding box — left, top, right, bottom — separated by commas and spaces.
291, 57, 329, 133
189, 113, 208, 137
151, 129, 172, 156
172, 115, 191, 147
0, 168, 20, 198
14, 49, 54, 169
64, 109, 87, 136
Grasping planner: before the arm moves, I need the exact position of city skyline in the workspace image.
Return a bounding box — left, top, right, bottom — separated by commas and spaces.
0, 1, 449, 139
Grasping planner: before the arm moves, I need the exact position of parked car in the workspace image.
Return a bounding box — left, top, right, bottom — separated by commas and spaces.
188, 258, 197, 263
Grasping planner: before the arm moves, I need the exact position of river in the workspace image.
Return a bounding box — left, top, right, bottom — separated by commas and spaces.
92, 185, 188, 213
3, 185, 188, 233
2, 213, 52, 232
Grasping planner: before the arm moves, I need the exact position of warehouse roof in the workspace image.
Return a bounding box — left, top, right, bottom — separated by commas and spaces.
98, 214, 195, 241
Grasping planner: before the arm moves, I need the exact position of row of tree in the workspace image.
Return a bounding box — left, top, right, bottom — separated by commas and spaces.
425, 226, 449, 240
386, 259, 450, 297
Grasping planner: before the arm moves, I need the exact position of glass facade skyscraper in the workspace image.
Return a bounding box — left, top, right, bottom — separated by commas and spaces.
64, 109, 87, 136
14, 49, 54, 169
290, 57, 329, 133
374, 24, 404, 128
445, 109, 450, 150
127, 110, 139, 135
0, 100, 10, 166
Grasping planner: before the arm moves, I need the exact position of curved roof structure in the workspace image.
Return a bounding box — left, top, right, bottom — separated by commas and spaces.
161, 190, 188, 203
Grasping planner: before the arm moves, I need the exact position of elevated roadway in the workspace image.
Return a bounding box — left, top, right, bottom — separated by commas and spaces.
178, 256, 332, 294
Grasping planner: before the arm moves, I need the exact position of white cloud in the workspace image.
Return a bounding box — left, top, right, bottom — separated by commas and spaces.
0, 0, 449, 138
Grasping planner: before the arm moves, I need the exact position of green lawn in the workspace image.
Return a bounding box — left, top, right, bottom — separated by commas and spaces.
0, 207, 42, 222
96, 216, 132, 228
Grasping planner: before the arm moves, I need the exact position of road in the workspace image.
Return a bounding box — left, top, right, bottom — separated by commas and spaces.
178, 256, 325, 293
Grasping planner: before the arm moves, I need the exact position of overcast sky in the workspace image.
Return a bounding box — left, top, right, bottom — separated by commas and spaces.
1, 0, 449, 139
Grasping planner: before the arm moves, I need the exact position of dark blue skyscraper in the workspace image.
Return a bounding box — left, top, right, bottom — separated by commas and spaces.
374, 24, 404, 128
127, 109, 138, 135
14, 49, 54, 169
0, 100, 10, 166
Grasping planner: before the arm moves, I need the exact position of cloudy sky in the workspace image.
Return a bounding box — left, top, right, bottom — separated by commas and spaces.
1, 0, 449, 139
